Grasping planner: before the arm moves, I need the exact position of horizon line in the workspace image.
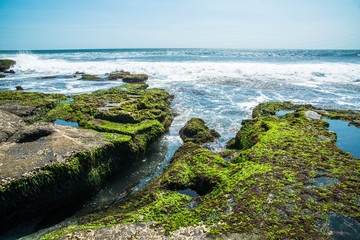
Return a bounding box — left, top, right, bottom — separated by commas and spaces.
1, 47, 360, 52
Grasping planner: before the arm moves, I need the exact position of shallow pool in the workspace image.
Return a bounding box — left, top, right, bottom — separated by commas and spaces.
326, 119, 360, 158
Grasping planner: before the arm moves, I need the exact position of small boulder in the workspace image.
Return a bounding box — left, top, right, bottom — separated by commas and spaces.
0, 74, 5, 78
108, 71, 131, 80
122, 74, 148, 83
80, 74, 101, 81
305, 110, 321, 120
179, 118, 220, 144
42, 76, 57, 79
15, 86, 24, 91
4, 70, 15, 74
0, 59, 16, 72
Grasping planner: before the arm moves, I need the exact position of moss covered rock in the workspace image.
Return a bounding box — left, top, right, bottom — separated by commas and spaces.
43, 102, 360, 240
80, 74, 102, 81
108, 71, 131, 80
0, 83, 173, 232
0, 59, 16, 72
122, 74, 148, 83
179, 118, 220, 144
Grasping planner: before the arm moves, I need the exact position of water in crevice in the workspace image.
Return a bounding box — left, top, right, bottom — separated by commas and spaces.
276, 110, 294, 116
177, 189, 200, 198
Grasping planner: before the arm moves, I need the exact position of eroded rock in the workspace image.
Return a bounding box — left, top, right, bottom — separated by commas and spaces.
179, 118, 220, 144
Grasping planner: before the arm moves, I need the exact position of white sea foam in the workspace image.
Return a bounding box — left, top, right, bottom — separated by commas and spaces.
1, 53, 359, 110
9, 53, 360, 86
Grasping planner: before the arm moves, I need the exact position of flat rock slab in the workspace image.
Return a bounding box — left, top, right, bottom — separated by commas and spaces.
305, 110, 321, 120
0, 111, 107, 185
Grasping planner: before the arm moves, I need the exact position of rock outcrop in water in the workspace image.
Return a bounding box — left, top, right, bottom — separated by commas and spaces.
0, 83, 173, 232
0, 59, 16, 72
179, 117, 220, 144
43, 102, 360, 240
107, 71, 131, 80
122, 74, 149, 83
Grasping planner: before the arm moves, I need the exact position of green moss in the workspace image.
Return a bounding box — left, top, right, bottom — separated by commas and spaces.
42, 102, 360, 239
179, 118, 220, 144
0, 84, 174, 233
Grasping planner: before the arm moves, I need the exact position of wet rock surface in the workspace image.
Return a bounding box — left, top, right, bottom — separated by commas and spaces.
43, 102, 360, 240
0, 59, 16, 72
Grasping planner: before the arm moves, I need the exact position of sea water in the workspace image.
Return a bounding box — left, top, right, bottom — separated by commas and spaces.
0, 48, 359, 239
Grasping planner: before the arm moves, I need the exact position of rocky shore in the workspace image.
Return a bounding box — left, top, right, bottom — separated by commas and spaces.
0, 82, 173, 233
41, 102, 360, 239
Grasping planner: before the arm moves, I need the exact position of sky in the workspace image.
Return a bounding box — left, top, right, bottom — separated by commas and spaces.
0, 0, 359, 50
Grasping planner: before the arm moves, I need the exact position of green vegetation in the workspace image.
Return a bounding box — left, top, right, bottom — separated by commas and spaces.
43, 102, 360, 239
0, 83, 174, 232
179, 117, 220, 144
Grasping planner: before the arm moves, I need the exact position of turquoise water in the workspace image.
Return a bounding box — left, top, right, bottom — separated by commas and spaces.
0, 49, 359, 239
326, 119, 360, 158
177, 189, 200, 198
54, 119, 79, 128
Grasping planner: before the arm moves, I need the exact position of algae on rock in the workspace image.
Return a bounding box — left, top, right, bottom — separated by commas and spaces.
0, 59, 16, 72
179, 118, 220, 145
43, 102, 360, 240
0, 83, 174, 232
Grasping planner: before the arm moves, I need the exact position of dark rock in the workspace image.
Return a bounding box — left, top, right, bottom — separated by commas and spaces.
80, 74, 101, 81
75, 71, 85, 74
4, 70, 15, 74
108, 71, 131, 80
0, 59, 16, 72
0, 74, 5, 78
179, 118, 220, 144
15, 86, 23, 91
42, 76, 57, 79
122, 74, 148, 83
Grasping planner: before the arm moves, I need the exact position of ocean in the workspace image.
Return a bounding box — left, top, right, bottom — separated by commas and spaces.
0, 48, 360, 239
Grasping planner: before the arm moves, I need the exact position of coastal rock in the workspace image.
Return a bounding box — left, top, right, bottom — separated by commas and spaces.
4, 70, 15, 74
0, 74, 5, 78
15, 86, 23, 91
0, 109, 24, 143
179, 118, 220, 144
79, 74, 102, 81
0, 59, 16, 72
0, 83, 173, 232
0, 91, 66, 122
305, 110, 321, 120
122, 74, 148, 83
42, 76, 57, 79
44, 102, 360, 240
108, 71, 131, 80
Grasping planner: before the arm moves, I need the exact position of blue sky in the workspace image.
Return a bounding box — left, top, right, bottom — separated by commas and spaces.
0, 0, 359, 50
